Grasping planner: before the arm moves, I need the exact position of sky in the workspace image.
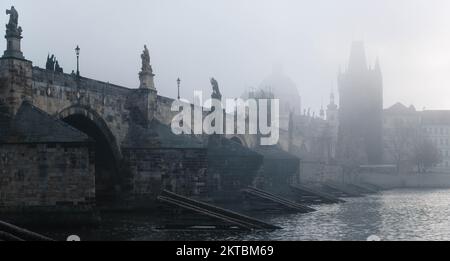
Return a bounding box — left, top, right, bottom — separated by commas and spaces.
3, 0, 450, 111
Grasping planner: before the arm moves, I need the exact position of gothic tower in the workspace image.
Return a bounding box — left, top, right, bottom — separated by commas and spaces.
337, 42, 383, 165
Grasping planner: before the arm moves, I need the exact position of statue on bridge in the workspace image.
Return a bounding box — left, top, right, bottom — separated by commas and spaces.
139, 45, 155, 89
3, 6, 24, 59
55, 60, 63, 73
210, 78, 222, 100
141, 45, 152, 73
46, 54, 55, 70
45, 54, 64, 73
6, 6, 18, 28
5, 6, 22, 37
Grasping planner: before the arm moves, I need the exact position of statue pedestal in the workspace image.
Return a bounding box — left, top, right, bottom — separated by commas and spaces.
139, 70, 155, 90
3, 30, 24, 59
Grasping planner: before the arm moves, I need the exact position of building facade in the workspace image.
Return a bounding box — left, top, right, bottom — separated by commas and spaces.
383, 103, 450, 173
421, 111, 450, 173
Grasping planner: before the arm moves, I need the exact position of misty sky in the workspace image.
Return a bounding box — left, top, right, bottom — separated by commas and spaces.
3, 0, 450, 111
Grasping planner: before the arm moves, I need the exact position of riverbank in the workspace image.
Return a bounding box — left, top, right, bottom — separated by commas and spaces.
359, 172, 450, 189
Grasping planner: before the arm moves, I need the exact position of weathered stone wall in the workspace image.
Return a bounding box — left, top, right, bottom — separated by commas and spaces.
122, 148, 208, 200
0, 143, 95, 207
0, 58, 32, 115
31, 67, 137, 151
207, 154, 262, 201
206, 137, 263, 202
258, 158, 299, 193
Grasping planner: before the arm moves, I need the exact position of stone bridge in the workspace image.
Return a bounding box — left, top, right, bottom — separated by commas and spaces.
0, 15, 260, 207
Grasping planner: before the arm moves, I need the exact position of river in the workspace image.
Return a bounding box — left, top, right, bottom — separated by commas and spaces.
41, 189, 450, 241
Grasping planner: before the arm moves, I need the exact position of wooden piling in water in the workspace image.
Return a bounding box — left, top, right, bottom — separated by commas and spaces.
322, 183, 362, 197
0, 220, 54, 241
290, 184, 345, 204
157, 190, 281, 230
242, 187, 316, 213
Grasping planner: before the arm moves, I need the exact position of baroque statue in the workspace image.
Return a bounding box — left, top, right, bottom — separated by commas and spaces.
139, 45, 155, 89
141, 45, 152, 72
210, 78, 222, 100
5, 6, 21, 36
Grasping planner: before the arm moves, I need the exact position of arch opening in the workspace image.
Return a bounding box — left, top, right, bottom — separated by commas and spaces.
230, 136, 244, 146
62, 114, 118, 203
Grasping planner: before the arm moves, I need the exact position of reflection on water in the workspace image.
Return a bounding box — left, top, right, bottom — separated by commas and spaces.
43, 189, 450, 241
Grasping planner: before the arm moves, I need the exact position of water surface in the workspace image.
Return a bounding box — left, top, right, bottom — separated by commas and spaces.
44, 189, 450, 241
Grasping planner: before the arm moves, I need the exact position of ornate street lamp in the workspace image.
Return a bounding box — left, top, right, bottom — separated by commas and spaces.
75, 45, 80, 77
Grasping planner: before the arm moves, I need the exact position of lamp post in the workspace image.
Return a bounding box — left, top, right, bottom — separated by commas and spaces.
177, 78, 181, 100
75, 45, 80, 77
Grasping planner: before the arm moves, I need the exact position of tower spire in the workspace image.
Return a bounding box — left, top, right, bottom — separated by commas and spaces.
347, 41, 367, 73
320, 104, 325, 119
327, 90, 338, 110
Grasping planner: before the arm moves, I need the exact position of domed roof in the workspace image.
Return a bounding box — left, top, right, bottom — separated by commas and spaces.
259, 66, 301, 115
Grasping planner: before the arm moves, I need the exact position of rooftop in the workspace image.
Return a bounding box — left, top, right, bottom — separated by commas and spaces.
0, 102, 91, 144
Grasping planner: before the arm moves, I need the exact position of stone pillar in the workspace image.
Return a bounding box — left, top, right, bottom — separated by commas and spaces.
3, 30, 24, 59
139, 70, 155, 90
126, 87, 158, 124
0, 6, 31, 116
0, 58, 33, 116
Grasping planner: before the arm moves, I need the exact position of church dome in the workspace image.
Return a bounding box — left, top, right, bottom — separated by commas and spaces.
259, 66, 302, 116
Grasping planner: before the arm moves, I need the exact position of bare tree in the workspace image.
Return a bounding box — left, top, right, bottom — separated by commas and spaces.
389, 120, 416, 173
412, 136, 442, 173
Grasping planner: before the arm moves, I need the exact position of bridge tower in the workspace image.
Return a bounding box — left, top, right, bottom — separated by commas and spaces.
0, 6, 32, 116
337, 42, 383, 165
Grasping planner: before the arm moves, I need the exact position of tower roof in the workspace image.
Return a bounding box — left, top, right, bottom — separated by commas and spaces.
347, 41, 367, 73
258, 67, 301, 115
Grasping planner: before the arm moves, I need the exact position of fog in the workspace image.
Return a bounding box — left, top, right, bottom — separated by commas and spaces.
3, 0, 450, 110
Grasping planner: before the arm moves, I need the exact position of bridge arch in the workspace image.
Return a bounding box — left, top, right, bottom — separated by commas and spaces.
230, 136, 247, 147
58, 105, 122, 202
